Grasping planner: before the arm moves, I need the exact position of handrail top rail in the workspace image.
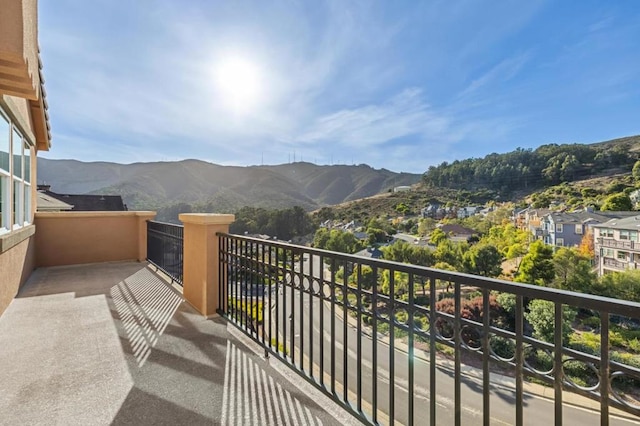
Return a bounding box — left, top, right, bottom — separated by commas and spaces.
147, 219, 184, 228
218, 232, 640, 317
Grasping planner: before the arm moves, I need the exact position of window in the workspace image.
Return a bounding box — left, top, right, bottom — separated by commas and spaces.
556, 238, 564, 246
575, 224, 582, 235
620, 230, 638, 241
604, 248, 614, 257
555, 223, 563, 233
12, 128, 24, 227
600, 228, 614, 238
0, 111, 9, 233
617, 251, 628, 261
23, 141, 31, 223
0, 105, 33, 235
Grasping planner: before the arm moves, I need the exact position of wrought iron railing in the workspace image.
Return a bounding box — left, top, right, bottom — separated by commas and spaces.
147, 220, 184, 285
218, 233, 640, 426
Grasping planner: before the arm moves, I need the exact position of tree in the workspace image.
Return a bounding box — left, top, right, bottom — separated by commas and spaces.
417, 218, 437, 237
598, 270, 640, 303
313, 228, 363, 254
601, 193, 633, 211
524, 299, 575, 343
349, 265, 377, 290
366, 228, 387, 245
313, 228, 330, 249
516, 240, 554, 286
462, 244, 503, 277
633, 160, 640, 182
434, 240, 460, 269
551, 248, 595, 292
429, 228, 448, 246
578, 228, 595, 258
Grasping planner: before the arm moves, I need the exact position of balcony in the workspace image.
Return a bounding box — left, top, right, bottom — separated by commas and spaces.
1, 212, 639, 425
217, 233, 640, 425
603, 257, 629, 270
598, 238, 637, 251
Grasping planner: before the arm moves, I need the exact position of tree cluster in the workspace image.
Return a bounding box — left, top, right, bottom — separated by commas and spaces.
230, 206, 315, 241
422, 143, 634, 196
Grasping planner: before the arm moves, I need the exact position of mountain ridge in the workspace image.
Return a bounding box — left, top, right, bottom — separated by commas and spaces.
36, 158, 421, 211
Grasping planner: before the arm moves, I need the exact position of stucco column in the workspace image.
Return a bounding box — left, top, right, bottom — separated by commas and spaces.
179, 213, 235, 318
136, 211, 156, 261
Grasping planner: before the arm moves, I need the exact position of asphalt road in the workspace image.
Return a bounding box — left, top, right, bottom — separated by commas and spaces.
258, 253, 639, 426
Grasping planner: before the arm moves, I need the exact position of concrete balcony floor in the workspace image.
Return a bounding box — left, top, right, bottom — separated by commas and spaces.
0, 262, 355, 426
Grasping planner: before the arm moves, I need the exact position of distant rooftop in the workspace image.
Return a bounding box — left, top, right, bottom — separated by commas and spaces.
592, 215, 640, 230
37, 185, 127, 212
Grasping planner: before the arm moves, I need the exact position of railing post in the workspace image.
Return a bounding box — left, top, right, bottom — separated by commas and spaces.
179, 213, 235, 317
136, 212, 156, 261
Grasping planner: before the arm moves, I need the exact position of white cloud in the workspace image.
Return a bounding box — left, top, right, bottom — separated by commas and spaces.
297, 89, 451, 147
457, 52, 531, 100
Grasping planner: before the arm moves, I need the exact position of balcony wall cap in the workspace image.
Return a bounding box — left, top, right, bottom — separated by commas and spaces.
35, 211, 156, 219
179, 213, 235, 225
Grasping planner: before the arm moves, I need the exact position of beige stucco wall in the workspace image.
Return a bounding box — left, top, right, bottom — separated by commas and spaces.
180, 214, 234, 317
0, 230, 35, 316
0, 0, 39, 99
34, 211, 156, 267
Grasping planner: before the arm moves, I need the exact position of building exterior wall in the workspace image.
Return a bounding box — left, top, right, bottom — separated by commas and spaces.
593, 226, 640, 276
0, 0, 40, 100
0, 0, 48, 318
34, 211, 155, 267
0, 228, 35, 315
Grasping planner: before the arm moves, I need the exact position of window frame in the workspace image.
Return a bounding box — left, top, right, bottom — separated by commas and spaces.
575, 224, 582, 235
12, 127, 24, 229
555, 223, 563, 233
0, 105, 34, 236
0, 109, 10, 234
601, 228, 614, 238
617, 250, 628, 261
556, 237, 564, 247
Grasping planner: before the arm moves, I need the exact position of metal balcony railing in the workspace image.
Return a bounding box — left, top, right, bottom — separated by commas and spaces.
598, 238, 636, 251
146, 220, 184, 285
217, 233, 640, 426
603, 257, 628, 270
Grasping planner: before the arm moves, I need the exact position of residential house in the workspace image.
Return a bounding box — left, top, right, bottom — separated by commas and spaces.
420, 202, 441, 218
354, 246, 383, 259
421, 202, 455, 219
522, 208, 551, 240
392, 185, 411, 193
437, 223, 478, 242
457, 206, 480, 219
593, 215, 640, 275
540, 209, 637, 248
37, 184, 127, 211
36, 191, 73, 211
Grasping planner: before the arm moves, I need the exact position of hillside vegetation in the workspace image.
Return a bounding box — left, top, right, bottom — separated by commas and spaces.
316, 135, 640, 224
422, 135, 640, 197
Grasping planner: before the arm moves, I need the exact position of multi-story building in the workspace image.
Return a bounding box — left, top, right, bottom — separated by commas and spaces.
514, 207, 550, 240
593, 215, 640, 275
540, 209, 637, 248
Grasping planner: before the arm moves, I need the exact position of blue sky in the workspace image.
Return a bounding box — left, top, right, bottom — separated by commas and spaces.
39, 0, 640, 173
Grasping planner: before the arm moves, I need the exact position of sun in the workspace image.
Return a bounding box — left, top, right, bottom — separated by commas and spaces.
215, 56, 263, 113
